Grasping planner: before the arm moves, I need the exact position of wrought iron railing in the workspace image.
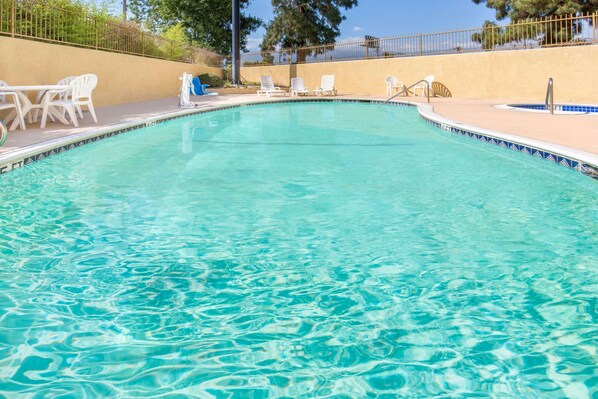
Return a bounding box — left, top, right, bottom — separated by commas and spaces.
240, 12, 598, 66
0, 0, 224, 67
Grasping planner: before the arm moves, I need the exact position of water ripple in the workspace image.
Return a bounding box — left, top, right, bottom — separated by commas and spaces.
0, 102, 596, 398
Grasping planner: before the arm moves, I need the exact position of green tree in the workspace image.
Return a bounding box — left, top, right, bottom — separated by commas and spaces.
129, 0, 261, 55
261, 0, 358, 62
472, 0, 597, 48
471, 20, 502, 49
160, 23, 189, 60
471, 0, 597, 20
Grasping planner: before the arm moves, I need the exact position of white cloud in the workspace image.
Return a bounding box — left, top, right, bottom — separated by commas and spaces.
338, 36, 363, 43
352, 26, 362, 32
245, 37, 262, 51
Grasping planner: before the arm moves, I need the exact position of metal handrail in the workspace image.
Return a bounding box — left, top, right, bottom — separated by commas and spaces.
545, 77, 554, 115
385, 79, 431, 103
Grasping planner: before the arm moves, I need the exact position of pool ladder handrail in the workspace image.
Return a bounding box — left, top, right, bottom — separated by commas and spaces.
545, 77, 554, 115
385, 79, 431, 103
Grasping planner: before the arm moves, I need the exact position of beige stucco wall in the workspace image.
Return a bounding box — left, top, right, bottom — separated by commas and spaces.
0, 37, 223, 107
241, 64, 291, 87
242, 46, 598, 102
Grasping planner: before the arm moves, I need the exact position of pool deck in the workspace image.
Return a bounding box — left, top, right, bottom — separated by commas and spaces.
1, 94, 597, 169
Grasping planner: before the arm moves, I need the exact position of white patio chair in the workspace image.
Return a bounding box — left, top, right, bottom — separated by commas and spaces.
314, 75, 337, 96
385, 75, 405, 97
0, 80, 26, 131
0, 80, 8, 104
412, 75, 435, 98
290, 78, 309, 97
40, 74, 98, 129
257, 76, 286, 97
33, 75, 78, 122
0, 91, 26, 131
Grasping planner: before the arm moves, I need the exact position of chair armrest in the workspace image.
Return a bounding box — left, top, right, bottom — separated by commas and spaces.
42, 89, 69, 104
2, 92, 22, 108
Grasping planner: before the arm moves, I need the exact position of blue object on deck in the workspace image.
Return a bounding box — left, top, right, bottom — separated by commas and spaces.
190, 77, 211, 96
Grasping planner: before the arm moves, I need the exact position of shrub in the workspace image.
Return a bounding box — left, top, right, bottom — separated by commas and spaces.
197, 73, 225, 88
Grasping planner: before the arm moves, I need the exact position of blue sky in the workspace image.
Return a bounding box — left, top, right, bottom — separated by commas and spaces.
245, 0, 500, 50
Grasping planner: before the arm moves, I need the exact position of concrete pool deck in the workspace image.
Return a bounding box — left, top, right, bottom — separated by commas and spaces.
1, 94, 597, 169
408, 97, 598, 155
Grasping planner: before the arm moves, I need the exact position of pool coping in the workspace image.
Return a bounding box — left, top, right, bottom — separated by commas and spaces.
0, 97, 597, 179
413, 101, 598, 179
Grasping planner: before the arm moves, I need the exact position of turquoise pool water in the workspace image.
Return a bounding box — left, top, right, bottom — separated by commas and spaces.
0, 102, 596, 398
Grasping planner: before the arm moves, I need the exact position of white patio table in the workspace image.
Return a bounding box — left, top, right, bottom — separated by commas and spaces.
0, 85, 69, 131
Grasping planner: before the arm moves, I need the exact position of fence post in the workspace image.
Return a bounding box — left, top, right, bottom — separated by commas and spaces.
323, 45, 326, 62
491, 25, 495, 50
141, 32, 144, 55
10, 0, 15, 37
289, 49, 292, 65
419, 33, 423, 56
94, 19, 98, 49
594, 12, 597, 44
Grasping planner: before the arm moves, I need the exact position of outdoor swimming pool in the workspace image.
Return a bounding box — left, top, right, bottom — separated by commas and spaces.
0, 102, 596, 397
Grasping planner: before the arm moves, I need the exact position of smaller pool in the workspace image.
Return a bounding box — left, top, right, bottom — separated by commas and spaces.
499, 103, 598, 114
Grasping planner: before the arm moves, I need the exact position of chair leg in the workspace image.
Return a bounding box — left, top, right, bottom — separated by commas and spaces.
76, 105, 84, 119
32, 108, 46, 123
40, 102, 50, 129
14, 104, 26, 131
87, 102, 98, 123
65, 105, 79, 128
4, 94, 26, 131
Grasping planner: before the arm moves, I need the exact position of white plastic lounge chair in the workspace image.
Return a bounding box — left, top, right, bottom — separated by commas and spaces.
314, 75, 337, 96
40, 74, 98, 128
385, 75, 405, 97
0, 90, 25, 131
412, 75, 435, 98
290, 78, 309, 97
257, 76, 286, 97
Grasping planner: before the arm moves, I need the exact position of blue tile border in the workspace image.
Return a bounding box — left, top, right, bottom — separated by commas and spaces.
509, 103, 598, 114
419, 115, 598, 180
0, 98, 596, 180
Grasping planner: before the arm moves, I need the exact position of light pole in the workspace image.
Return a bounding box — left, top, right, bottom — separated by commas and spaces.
232, 0, 241, 85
